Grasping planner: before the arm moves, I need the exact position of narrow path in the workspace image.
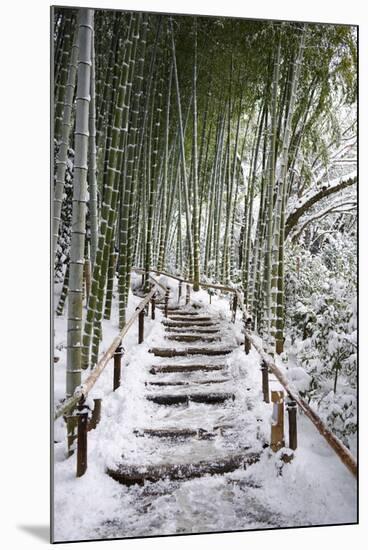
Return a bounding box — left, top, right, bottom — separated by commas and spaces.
54, 293, 357, 541
107, 302, 264, 485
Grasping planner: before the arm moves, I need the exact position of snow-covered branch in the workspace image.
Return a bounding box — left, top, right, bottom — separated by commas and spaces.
290, 200, 356, 241
285, 172, 357, 239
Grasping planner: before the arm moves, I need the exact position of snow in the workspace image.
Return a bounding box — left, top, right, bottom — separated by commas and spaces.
286, 170, 357, 219
53, 283, 357, 542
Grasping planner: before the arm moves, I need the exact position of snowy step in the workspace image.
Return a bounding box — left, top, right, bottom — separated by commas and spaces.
156, 307, 197, 313
150, 347, 234, 357
163, 320, 218, 328
146, 392, 235, 406
134, 427, 217, 439
164, 327, 220, 334
165, 334, 221, 343
150, 364, 226, 374
168, 316, 212, 322
146, 378, 231, 387
164, 310, 201, 316
106, 451, 260, 486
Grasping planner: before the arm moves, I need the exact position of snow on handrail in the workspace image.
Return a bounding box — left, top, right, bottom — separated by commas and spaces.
54, 281, 166, 421
133, 268, 356, 478
133, 266, 245, 300
249, 335, 357, 478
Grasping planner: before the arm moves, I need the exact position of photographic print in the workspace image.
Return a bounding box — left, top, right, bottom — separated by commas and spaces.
52, 4, 357, 543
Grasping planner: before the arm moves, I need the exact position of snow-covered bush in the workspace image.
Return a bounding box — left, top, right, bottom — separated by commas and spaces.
284, 229, 357, 445
316, 390, 357, 449
54, 142, 74, 282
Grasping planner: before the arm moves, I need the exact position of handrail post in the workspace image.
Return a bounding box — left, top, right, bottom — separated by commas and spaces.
138, 309, 145, 343
244, 315, 252, 355
164, 289, 170, 317
232, 292, 238, 323
76, 398, 89, 477
151, 292, 156, 320
244, 333, 251, 355
271, 390, 285, 452
178, 281, 182, 304
261, 360, 270, 403
185, 284, 191, 305
88, 398, 102, 431
287, 397, 298, 450
113, 341, 123, 390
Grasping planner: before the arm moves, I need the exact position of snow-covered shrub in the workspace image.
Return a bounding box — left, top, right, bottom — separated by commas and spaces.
284, 230, 357, 444
54, 141, 74, 282
316, 390, 357, 449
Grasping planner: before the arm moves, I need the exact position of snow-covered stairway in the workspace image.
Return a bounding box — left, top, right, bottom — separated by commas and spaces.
107, 304, 263, 486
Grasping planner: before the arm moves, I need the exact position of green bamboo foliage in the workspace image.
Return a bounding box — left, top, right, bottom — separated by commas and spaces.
192, 18, 200, 290
242, 105, 265, 310
65, 8, 93, 452
82, 15, 136, 368
88, 26, 98, 266
157, 64, 173, 270
170, 18, 194, 278
119, 15, 149, 329
53, 25, 78, 266
274, 27, 306, 354
53, 13, 356, 415
54, 13, 75, 142
144, 56, 164, 287
262, 40, 281, 352
91, 15, 141, 364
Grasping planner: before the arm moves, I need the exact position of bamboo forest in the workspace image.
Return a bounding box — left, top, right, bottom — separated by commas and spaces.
52, 6, 357, 543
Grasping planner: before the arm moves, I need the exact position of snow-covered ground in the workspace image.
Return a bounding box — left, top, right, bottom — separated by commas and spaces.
53, 276, 357, 542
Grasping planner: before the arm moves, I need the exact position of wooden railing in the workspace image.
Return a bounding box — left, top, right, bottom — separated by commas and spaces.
135, 268, 357, 479
54, 267, 357, 479
54, 275, 168, 477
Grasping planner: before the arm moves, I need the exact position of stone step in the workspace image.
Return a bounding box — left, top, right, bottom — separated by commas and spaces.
146, 378, 231, 386
134, 427, 217, 440
107, 452, 260, 486
146, 392, 235, 406
163, 320, 217, 328
164, 327, 220, 334
165, 334, 220, 343
168, 316, 212, 322
156, 306, 191, 312
150, 347, 234, 357
149, 364, 226, 374
160, 310, 201, 316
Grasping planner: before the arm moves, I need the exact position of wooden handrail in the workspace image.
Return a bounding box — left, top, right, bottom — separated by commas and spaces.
133, 267, 241, 300
54, 283, 165, 421
248, 333, 357, 478
57, 265, 356, 479
134, 267, 357, 478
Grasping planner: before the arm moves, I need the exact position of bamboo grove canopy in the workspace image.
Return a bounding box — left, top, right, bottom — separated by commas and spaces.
53, 8, 357, 449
